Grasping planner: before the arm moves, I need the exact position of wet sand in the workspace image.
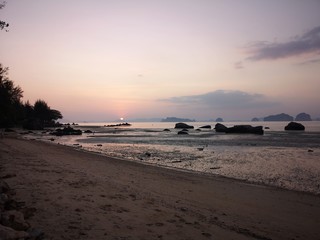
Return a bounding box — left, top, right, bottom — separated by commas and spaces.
1, 137, 320, 240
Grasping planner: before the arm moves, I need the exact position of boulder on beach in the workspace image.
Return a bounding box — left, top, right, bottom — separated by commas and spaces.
178, 130, 189, 135
285, 122, 305, 131
214, 123, 228, 132
174, 123, 194, 129
214, 123, 264, 135
50, 126, 82, 136
225, 125, 264, 135
199, 125, 211, 129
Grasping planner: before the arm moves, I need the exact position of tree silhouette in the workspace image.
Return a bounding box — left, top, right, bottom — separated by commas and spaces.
0, 1, 9, 31
0, 64, 23, 127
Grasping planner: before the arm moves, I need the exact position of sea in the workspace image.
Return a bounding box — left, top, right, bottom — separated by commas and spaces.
28, 121, 320, 195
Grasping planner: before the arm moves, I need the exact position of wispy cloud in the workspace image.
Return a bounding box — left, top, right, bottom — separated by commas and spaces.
160, 90, 277, 109
246, 25, 320, 61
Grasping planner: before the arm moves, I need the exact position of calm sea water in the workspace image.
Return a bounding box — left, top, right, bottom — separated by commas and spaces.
32, 121, 320, 194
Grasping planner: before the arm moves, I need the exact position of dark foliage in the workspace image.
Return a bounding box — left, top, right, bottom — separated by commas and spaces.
0, 64, 63, 129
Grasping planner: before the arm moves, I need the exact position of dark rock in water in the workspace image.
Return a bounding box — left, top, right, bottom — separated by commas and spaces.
195, 129, 201, 131
285, 122, 305, 131
295, 113, 312, 121
264, 113, 294, 121
225, 125, 264, 135
163, 129, 170, 132
199, 125, 211, 129
178, 130, 189, 135
84, 130, 93, 133
50, 126, 82, 136
215, 124, 263, 135
214, 123, 228, 132
97, 144, 102, 147
265, 127, 270, 129
174, 123, 194, 129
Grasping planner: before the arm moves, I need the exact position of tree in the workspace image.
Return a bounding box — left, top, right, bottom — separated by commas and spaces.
0, 1, 9, 31
0, 64, 23, 127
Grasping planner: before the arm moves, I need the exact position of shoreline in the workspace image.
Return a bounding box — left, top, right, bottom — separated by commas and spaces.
1, 137, 320, 239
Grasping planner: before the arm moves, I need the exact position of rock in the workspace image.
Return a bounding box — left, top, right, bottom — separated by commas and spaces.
1, 210, 30, 231
27, 228, 44, 239
214, 123, 228, 132
264, 113, 294, 121
50, 126, 82, 136
285, 122, 305, 131
84, 130, 93, 133
0, 180, 10, 194
215, 118, 224, 122
163, 129, 170, 132
295, 113, 312, 121
0, 224, 29, 240
199, 125, 211, 129
225, 125, 264, 135
251, 117, 260, 121
215, 124, 264, 134
178, 130, 189, 135
174, 123, 194, 129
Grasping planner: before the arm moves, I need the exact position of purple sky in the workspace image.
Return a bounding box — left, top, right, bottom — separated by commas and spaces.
1, 0, 320, 121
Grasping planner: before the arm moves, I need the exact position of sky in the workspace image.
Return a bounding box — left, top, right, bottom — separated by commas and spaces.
1, 0, 320, 122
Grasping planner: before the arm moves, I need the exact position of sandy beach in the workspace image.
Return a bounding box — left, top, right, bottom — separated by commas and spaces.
1, 137, 320, 240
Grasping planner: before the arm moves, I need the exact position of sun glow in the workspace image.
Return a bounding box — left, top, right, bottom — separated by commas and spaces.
120, 117, 124, 121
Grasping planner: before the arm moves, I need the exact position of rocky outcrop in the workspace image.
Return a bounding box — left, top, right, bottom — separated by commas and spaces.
264, 113, 294, 121
174, 123, 194, 129
0, 178, 44, 240
50, 126, 82, 136
285, 122, 305, 131
199, 125, 211, 129
178, 130, 189, 135
295, 113, 312, 121
214, 123, 264, 135
214, 123, 228, 132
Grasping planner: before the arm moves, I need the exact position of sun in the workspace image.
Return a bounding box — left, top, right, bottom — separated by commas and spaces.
120, 117, 124, 121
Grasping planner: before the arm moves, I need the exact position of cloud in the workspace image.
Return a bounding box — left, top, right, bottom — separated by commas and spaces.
246, 25, 320, 61
297, 58, 320, 65
160, 90, 277, 110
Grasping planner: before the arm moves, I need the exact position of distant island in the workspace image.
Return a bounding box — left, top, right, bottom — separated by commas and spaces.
263, 112, 313, 121
161, 117, 195, 122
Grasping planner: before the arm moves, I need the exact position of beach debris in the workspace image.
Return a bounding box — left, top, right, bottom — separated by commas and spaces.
285, 122, 305, 131
210, 167, 221, 170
